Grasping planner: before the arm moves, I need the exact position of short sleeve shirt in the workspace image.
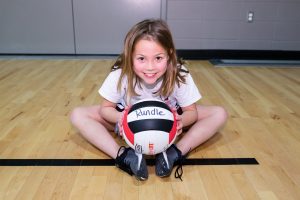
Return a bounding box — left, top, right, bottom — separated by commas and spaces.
99, 66, 201, 108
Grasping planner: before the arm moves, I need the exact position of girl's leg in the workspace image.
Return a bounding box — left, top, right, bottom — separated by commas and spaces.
70, 105, 120, 158
176, 105, 228, 155
155, 105, 227, 178
70, 105, 149, 180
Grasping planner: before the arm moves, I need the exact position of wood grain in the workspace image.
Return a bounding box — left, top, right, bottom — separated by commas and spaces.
0, 58, 299, 199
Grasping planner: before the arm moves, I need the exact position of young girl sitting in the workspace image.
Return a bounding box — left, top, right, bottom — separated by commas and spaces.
70, 19, 227, 181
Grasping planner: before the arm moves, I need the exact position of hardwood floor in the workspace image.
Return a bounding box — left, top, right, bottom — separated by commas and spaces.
0, 58, 299, 199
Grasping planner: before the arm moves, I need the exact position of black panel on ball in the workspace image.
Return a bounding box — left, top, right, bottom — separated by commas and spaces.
128, 119, 173, 133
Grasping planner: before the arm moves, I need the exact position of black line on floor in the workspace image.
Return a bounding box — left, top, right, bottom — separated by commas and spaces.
0, 158, 258, 166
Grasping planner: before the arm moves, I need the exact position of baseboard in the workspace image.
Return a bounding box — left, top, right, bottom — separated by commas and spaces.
176, 50, 300, 60
210, 59, 300, 67
1, 50, 300, 61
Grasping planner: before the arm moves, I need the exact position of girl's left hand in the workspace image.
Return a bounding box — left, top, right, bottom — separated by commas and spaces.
175, 113, 183, 136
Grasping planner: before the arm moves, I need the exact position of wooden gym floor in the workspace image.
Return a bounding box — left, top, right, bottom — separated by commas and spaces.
0, 58, 299, 199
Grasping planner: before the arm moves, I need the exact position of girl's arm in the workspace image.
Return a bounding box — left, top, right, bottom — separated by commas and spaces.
99, 99, 123, 124
180, 103, 198, 128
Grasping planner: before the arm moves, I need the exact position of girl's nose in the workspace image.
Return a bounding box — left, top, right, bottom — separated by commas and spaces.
146, 61, 155, 70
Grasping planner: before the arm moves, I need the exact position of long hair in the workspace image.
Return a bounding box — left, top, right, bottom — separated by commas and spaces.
112, 19, 186, 100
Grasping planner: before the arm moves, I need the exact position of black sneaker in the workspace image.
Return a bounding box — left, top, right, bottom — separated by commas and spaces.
115, 146, 148, 181
155, 144, 184, 180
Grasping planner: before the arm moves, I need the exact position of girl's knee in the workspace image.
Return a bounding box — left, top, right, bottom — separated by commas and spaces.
213, 106, 228, 124
70, 107, 85, 126
70, 106, 110, 130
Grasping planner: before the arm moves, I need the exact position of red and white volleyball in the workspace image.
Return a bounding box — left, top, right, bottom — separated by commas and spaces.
122, 99, 177, 155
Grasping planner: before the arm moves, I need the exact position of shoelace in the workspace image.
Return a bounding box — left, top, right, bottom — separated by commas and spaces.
174, 159, 183, 181
174, 154, 187, 181
174, 148, 191, 181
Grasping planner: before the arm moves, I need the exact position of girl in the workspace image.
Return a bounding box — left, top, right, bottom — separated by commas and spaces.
70, 19, 227, 181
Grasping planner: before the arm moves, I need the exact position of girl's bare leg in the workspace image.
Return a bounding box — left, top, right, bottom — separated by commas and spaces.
176, 105, 228, 155
70, 105, 120, 158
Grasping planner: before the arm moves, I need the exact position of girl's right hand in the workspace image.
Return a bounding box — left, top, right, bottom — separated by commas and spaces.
116, 107, 129, 138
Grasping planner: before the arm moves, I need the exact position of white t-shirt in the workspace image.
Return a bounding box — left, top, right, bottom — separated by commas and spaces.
99, 66, 201, 109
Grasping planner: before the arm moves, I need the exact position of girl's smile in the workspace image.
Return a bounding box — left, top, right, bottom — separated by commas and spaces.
133, 39, 168, 85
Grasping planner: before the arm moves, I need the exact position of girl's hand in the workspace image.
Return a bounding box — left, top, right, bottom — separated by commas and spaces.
166, 103, 183, 136
116, 107, 129, 138
175, 113, 183, 136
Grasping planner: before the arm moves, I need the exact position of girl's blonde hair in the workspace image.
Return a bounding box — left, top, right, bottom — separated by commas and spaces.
112, 19, 186, 100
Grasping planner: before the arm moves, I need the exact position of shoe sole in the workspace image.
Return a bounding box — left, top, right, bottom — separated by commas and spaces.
136, 176, 148, 181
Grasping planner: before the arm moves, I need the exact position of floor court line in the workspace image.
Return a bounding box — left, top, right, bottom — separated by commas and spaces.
0, 158, 259, 166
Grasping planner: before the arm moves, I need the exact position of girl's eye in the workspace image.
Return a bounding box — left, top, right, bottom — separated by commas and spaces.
156, 56, 164, 62
137, 57, 145, 61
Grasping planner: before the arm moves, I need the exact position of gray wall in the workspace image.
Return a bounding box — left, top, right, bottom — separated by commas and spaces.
73, 0, 162, 54
0, 0, 75, 54
0, 0, 299, 54
167, 0, 300, 51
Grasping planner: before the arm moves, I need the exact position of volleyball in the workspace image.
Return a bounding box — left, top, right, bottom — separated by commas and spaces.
122, 99, 177, 155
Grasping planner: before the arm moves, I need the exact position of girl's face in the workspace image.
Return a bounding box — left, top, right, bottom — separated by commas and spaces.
132, 39, 168, 85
